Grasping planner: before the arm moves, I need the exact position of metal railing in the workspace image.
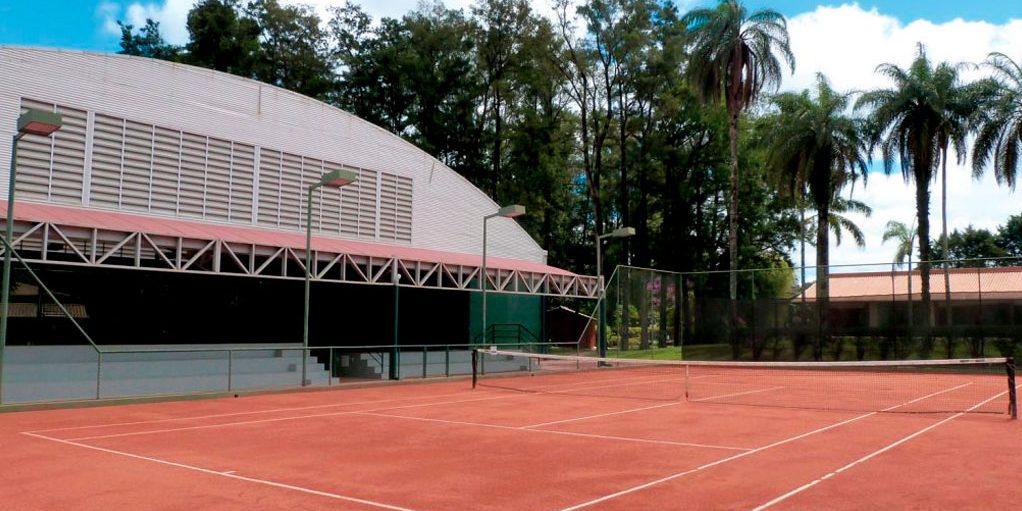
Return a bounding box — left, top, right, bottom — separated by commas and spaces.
1, 341, 579, 405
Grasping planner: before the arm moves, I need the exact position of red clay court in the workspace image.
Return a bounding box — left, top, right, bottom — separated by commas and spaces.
1, 351, 1018, 510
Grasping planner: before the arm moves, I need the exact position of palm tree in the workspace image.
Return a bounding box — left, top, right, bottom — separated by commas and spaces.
972, 52, 1022, 187
926, 58, 989, 337
856, 44, 949, 335
682, 0, 794, 326
803, 195, 872, 249
763, 73, 868, 358
882, 220, 917, 328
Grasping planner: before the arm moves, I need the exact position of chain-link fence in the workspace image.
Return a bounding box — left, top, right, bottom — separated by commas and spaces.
591, 257, 1022, 362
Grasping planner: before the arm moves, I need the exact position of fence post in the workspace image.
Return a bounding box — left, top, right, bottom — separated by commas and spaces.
227, 350, 233, 391
1005, 357, 1016, 419
95, 351, 102, 399
422, 346, 427, 379
445, 345, 450, 377
471, 349, 478, 388
328, 347, 333, 386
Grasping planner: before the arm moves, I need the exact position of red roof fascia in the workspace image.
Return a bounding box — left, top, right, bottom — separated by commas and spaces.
0, 201, 576, 277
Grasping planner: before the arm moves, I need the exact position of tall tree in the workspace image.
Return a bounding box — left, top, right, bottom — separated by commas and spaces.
972, 52, 1022, 188
763, 73, 868, 359
857, 44, 946, 339
931, 227, 1005, 266
117, 19, 180, 60
184, 0, 261, 76
553, 0, 609, 249
996, 213, 1022, 259
925, 58, 987, 336
472, 0, 532, 198
882, 220, 917, 330
682, 0, 794, 329
802, 195, 872, 250
247, 0, 335, 99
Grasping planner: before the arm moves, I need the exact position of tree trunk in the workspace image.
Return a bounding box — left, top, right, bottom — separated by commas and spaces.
916, 175, 933, 354
728, 109, 740, 358
816, 198, 830, 361
940, 146, 953, 357
492, 91, 502, 199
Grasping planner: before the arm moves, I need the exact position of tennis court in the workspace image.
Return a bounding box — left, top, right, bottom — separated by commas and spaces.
2, 350, 1018, 510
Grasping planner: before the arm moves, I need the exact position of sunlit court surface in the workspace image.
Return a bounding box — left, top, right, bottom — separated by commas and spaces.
2, 351, 1018, 511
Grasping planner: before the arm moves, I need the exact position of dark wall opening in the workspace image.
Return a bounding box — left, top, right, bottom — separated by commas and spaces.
7, 267, 469, 347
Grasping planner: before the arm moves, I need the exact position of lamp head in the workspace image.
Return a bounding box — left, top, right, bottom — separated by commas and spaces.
17, 110, 63, 137
496, 204, 526, 218
611, 226, 636, 238
318, 168, 359, 188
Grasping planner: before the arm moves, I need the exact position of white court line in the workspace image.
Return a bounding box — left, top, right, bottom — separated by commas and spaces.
32, 367, 680, 435
21, 432, 417, 511
751, 384, 1018, 511
690, 386, 786, 402
28, 390, 477, 433
353, 411, 751, 452
521, 401, 681, 429
62, 393, 546, 441
60, 373, 689, 442
558, 382, 975, 511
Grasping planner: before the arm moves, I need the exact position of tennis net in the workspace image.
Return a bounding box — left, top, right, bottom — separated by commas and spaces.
472, 349, 1017, 417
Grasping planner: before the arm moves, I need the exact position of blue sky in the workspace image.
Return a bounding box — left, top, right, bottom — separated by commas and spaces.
744, 0, 1016, 24
0, 2, 120, 52
0, 1, 1017, 52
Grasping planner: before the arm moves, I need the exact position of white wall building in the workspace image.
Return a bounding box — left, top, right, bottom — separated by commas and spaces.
0, 47, 596, 299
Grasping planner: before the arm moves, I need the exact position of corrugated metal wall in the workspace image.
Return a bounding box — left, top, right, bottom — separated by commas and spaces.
0, 47, 546, 263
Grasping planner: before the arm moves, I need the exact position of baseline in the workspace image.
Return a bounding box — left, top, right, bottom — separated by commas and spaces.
21, 431, 417, 511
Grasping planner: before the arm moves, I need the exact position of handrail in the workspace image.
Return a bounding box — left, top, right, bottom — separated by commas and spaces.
95, 341, 568, 355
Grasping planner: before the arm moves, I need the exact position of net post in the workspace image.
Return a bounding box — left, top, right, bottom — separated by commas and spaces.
471, 349, 478, 389
684, 364, 690, 401
1008, 357, 1017, 420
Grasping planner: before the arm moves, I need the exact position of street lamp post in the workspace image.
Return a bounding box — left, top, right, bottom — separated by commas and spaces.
303, 169, 358, 386
596, 226, 635, 359
1, 109, 62, 401
481, 204, 525, 345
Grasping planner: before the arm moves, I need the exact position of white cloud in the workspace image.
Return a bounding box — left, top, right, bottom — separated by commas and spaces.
783, 3, 1022, 274
96, 1, 122, 36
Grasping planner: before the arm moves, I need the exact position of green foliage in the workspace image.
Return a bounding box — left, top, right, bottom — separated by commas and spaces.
997, 213, 1022, 257
972, 52, 1022, 188
184, 0, 261, 76
117, 19, 180, 60
931, 226, 1006, 265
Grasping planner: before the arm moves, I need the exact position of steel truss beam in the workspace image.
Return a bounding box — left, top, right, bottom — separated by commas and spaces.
0, 219, 598, 298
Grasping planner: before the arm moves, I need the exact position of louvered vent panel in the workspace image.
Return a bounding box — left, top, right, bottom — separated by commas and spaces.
89, 113, 124, 208
395, 175, 413, 242
178, 132, 206, 219
378, 173, 398, 241
278, 152, 303, 230
257, 148, 282, 226
13, 99, 87, 205
231, 143, 255, 222
151, 127, 181, 215
50, 105, 87, 204
319, 160, 343, 234
301, 156, 323, 232
339, 171, 359, 237
120, 120, 153, 212
205, 137, 232, 222
356, 169, 378, 238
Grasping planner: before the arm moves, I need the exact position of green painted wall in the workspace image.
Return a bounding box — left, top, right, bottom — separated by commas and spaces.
468, 291, 542, 345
